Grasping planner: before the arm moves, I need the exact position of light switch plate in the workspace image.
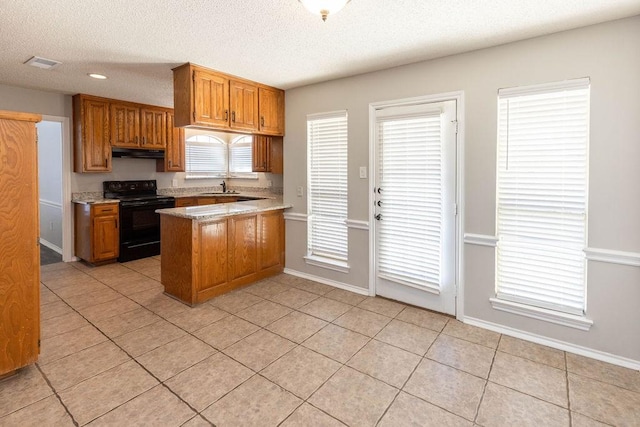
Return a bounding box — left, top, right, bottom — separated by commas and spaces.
172, 179, 178, 188
359, 166, 367, 179
297, 186, 304, 197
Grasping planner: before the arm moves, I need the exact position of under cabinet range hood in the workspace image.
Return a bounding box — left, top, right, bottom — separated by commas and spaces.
112, 148, 164, 159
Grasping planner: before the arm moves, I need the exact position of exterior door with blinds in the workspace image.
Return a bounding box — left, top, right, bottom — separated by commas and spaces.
373, 99, 457, 315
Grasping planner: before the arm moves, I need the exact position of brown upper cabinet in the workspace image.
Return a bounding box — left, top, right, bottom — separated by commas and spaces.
157, 112, 185, 172
173, 63, 284, 136
74, 94, 184, 173
74, 95, 111, 172
230, 80, 259, 132
252, 135, 283, 174
258, 87, 285, 136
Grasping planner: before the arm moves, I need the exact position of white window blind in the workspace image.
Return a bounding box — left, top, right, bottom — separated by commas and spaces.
307, 111, 348, 262
229, 135, 257, 178
496, 78, 590, 315
376, 109, 444, 290
185, 135, 227, 178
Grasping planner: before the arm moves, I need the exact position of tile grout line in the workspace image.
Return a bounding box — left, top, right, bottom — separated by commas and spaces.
34, 362, 79, 427
473, 333, 502, 424
43, 262, 222, 423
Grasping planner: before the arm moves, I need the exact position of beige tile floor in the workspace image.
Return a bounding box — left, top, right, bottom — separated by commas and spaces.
1, 258, 639, 426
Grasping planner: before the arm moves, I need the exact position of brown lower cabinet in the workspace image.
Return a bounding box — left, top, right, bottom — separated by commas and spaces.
175, 196, 238, 208
74, 203, 119, 264
0, 110, 41, 377
160, 209, 285, 305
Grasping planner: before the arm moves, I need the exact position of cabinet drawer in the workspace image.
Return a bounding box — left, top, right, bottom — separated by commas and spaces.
93, 204, 118, 216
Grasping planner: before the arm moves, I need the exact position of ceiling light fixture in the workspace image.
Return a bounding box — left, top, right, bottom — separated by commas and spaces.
299, 0, 351, 21
88, 73, 107, 80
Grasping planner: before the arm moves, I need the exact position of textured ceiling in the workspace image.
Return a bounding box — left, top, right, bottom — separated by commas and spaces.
1, 0, 639, 107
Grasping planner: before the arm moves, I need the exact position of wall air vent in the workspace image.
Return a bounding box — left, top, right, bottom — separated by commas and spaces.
24, 56, 62, 70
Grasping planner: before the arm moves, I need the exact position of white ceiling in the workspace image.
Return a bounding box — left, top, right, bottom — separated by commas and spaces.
1, 0, 639, 107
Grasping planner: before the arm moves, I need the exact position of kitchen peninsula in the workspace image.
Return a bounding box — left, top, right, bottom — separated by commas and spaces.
157, 199, 291, 305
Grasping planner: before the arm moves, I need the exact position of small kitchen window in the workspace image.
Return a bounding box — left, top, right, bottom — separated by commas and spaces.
185, 134, 257, 179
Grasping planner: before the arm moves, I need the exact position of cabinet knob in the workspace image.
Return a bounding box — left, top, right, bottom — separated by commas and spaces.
261, 116, 265, 127
225, 110, 229, 121
232, 111, 235, 122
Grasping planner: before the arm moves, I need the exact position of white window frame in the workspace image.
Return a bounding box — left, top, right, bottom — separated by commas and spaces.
229, 135, 258, 179
185, 134, 257, 179
493, 77, 592, 330
305, 110, 350, 272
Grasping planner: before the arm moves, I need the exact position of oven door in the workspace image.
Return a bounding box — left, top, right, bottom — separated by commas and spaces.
118, 199, 174, 261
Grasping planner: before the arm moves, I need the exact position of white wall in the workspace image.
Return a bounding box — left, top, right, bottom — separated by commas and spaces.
283, 16, 640, 363
37, 121, 63, 250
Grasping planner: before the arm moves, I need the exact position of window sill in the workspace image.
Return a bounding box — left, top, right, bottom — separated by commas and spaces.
489, 298, 593, 331
304, 255, 350, 274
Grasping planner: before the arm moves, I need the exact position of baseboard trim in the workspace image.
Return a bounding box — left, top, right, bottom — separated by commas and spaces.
283, 268, 370, 296
464, 316, 640, 370
39, 238, 62, 255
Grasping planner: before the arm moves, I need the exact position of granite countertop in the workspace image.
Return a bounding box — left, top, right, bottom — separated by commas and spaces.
157, 198, 291, 221
72, 198, 120, 205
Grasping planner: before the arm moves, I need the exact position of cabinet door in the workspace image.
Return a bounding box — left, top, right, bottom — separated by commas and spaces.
140, 108, 166, 149
0, 114, 40, 375
258, 87, 284, 136
82, 98, 111, 171
92, 215, 119, 261
165, 112, 185, 171
258, 210, 284, 271
193, 70, 230, 128
228, 214, 258, 281
110, 103, 140, 148
198, 220, 228, 294
252, 135, 270, 172
230, 80, 258, 132
197, 197, 217, 206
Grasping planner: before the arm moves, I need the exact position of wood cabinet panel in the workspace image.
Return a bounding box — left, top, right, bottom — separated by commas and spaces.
197, 197, 218, 206
259, 210, 285, 270
194, 70, 229, 128
258, 87, 284, 136
162, 112, 185, 172
229, 215, 258, 281
175, 197, 198, 208
74, 95, 111, 172
140, 108, 166, 149
252, 136, 282, 174
198, 220, 228, 295
173, 63, 284, 136
74, 203, 119, 264
110, 103, 140, 148
0, 110, 41, 376
230, 80, 259, 132
161, 210, 284, 305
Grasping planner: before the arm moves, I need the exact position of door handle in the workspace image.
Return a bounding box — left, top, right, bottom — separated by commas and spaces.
232, 111, 236, 122
261, 116, 264, 127
375, 214, 382, 221
225, 110, 229, 120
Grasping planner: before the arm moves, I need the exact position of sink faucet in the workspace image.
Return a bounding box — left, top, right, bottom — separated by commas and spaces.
220, 180, 227, 193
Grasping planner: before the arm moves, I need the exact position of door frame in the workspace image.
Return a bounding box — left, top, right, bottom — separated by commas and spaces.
41, 115, 74, 262
367, 91, 465, 320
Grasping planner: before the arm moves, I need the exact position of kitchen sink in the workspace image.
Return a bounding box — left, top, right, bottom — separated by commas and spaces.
200, 191, 239, 195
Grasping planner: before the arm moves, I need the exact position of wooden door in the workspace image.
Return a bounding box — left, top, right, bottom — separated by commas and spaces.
193, 70, 229, 128
0, 111, 41, 375
258, 210, 284, 271
81, 97, 111, 171
228, 214, 258, 281
258, 87, 284, 135
252, 135, 270, 172
230, 80, 258, 132
110, 103, 140, 148
140, 108, 166, 149
269, 137, 283, 174
165, 112, 185, 171
92, 215, 119, 261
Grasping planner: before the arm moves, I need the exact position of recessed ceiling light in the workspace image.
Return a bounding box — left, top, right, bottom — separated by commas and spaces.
24, 56, 61, 70
88, 73, 107, 80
